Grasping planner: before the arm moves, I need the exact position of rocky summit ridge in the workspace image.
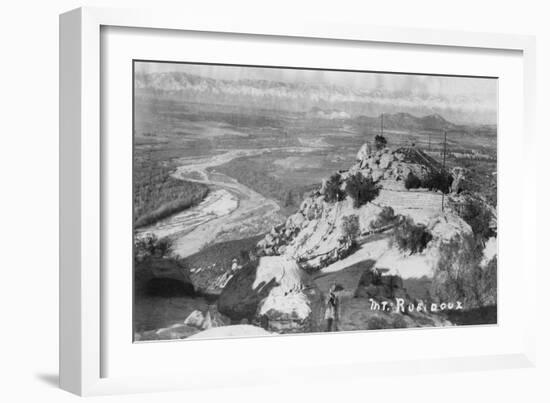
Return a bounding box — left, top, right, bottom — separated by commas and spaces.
257, 142, 489, 269
215, 142, 498, 335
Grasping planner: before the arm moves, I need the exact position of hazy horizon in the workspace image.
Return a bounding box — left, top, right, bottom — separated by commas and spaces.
135, 61, 498, 125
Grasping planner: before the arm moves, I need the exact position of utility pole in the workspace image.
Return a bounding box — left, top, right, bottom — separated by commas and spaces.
441, 130, 447, 212
380, 113, 384, 137
428, 132, 431, 151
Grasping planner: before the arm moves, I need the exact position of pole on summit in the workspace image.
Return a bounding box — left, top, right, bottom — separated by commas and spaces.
441, 130, 447, 212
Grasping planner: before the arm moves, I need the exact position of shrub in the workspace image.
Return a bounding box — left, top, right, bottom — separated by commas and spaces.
367, 315, 391, 330
392, 217, 433, 254
374, 135, 387, 150
341, 214, 360, 241
430, 235, 496, 308
422, 171, 453, 194
404, 172, 421, 190
134, 233, 173, 261
458, 198, 496, 243
324, 173, 345, 203
392, 315, 409, 329
345, 172, 381, 208
371, 206, 396, 229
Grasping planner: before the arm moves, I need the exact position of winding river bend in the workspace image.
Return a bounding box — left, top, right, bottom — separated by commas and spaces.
137, 149, 284, 258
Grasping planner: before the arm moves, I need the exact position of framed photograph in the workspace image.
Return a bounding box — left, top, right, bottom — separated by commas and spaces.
60, 7, 537, 396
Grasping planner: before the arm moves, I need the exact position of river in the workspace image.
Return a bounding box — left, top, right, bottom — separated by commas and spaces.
137, 149, 285, 258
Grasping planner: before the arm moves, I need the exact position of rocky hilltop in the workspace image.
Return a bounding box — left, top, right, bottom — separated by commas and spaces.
258, 144, 468, 268
253, 142, 497, 310
139, 142, 498, 340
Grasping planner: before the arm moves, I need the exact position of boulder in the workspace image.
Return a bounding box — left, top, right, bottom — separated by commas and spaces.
379, 153, 393, 169
203, 307, 232, 329
255, 257, 324, 333
371, 168, 384, 182
285, 212, 306, 230
218, 256, 324, 333
356, 143, 372, 163
183, 310, 205, 328
183, 307, 231, 330
218, 259, 276, 322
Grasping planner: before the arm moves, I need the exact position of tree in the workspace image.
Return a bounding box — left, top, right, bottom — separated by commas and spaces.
422, 171, 453, 194
430, 234, 496, 308
370, 206, 396, 229
345, 172, 381, 208
404, 172, 421, 190
134, 233, 173, 262
457, 197, 496, 244
392, 217, 433, 254
374, 134, 387, 150
341, 214, 360, 241
324, 173, 346, 203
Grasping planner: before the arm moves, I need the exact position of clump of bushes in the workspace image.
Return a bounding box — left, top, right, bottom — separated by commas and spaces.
430, 233, 496, 308
134, 158, 209, 228
392, 217, 433, 254
345, 172, 381, 208
404, 172, 421, 190
370, 206, 396, 229
341, 214, 360, 241
392, 315, 409, 329
374, 134, 387, 150
324, 173, 346, 203
134, 233, 173, 262
367, 315, 391, 330
458, 197, 496, 244
422, 171, 453, 194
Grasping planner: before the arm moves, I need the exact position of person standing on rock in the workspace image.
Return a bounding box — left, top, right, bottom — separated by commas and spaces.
325, 284, 340, 332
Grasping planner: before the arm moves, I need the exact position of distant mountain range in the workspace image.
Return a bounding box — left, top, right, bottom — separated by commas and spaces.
135, 71, 496, 126
357, 112, 460, 132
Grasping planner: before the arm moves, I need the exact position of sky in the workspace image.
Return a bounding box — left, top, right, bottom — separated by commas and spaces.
135, 61, 498, 124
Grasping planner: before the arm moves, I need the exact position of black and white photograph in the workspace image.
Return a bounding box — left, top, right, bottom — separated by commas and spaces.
132, 61, 498, 341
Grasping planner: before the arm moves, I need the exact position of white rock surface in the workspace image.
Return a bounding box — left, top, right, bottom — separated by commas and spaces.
183, 310, 205, 328
253, 256, 311, 321
187, 325, 272, 340
481, 236, 497, 266
356, 142, 372, 162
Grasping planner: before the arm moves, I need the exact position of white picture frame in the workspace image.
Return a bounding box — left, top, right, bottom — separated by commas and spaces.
59, 6, 537, 396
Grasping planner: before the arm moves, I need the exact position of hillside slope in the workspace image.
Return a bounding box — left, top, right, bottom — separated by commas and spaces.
255, 143, 497, 312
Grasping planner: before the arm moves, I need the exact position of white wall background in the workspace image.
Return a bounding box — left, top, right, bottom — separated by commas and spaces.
0, 0, 547, 401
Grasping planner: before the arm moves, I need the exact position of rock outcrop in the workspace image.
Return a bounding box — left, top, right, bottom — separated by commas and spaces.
257, 196, 385, 271
135, 323, 200, 341
256, 145, 455, 271
217, 256, 323, 333
183, 307, 231, 330
256, 142, 495, 314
